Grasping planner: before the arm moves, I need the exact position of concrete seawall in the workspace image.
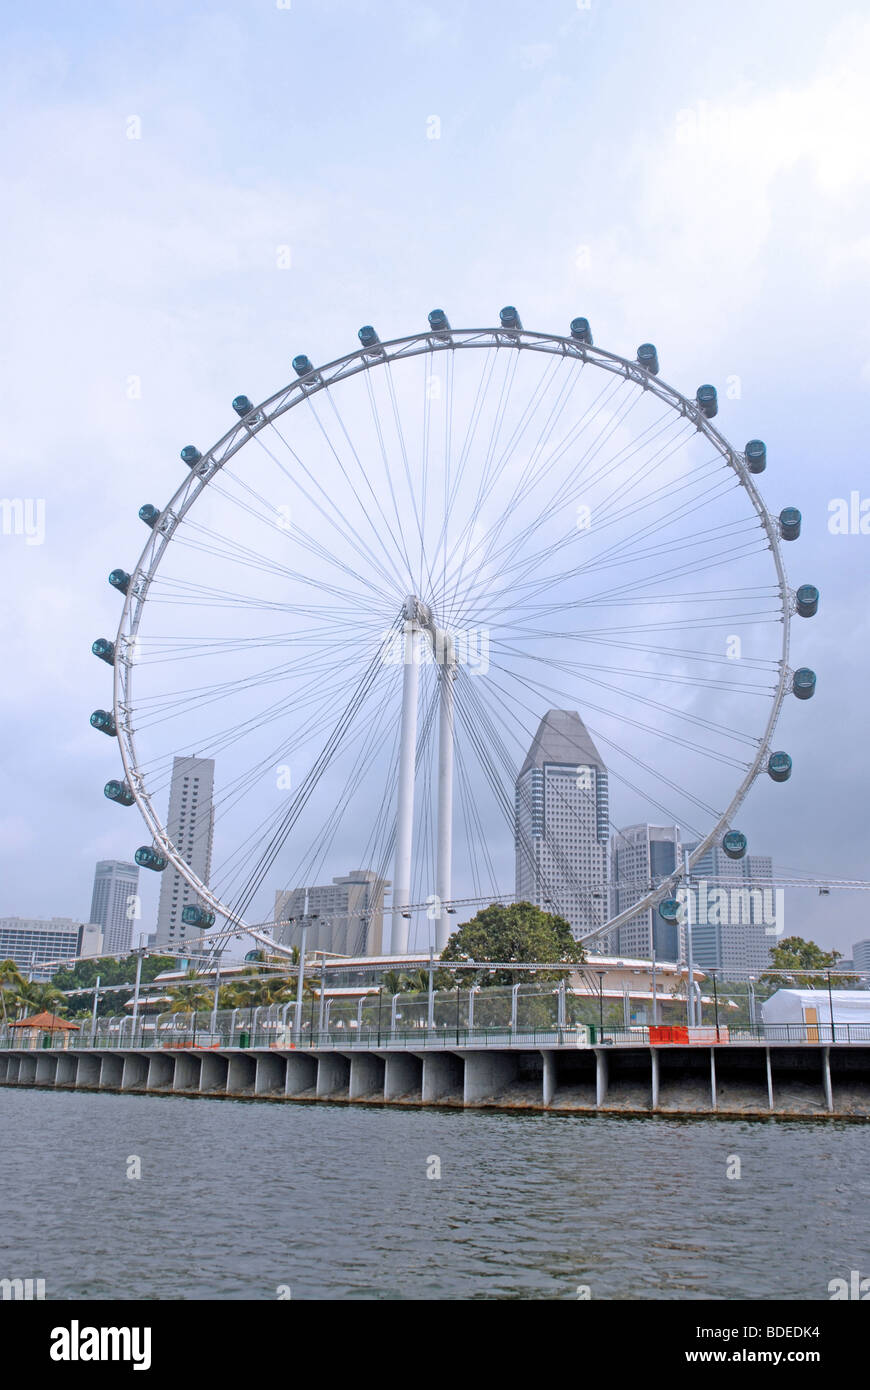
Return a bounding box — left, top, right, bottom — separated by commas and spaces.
3, 1043, 870, 1118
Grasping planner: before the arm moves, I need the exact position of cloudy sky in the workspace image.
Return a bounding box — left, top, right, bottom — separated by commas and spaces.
1, 0, 868, 956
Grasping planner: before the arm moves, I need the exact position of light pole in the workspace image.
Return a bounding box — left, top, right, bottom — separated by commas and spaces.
683, 849, 695, 1028
596, 970, 606, 1040
826, 969, 836, 1044
710, 968, 720, 1041
210, 951, 222, 1039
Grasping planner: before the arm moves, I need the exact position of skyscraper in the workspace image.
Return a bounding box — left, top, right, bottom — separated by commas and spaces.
274, 869, 390, 957
611, 824, 682, 960
155, 756, 216, 950
88, 860, 140, 956
515, 709, 609, 941
683, 841, 775, 974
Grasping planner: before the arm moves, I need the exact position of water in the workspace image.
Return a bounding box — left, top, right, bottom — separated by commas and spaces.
2, 1090, 868, 1300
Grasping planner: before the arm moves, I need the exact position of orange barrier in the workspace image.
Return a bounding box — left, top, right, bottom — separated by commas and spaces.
649, 1025, 689, 1044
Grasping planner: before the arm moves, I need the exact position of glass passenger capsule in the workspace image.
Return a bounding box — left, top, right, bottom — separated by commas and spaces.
658, 898, 681, 924
138, 504, 159, 528
292, 355, 314, 377
792, 667, 816, 699
181, 904, 216, 928
696, 384, 718, 418
745, 440, 766, 473
92, 637, 115, 665
796, 583, 819, 617
768, 751, 792, 782
104, 779, 134, 806
428, 309, 450, 334
637, 343, 659, 374
722, 830, 747, 859
779, 507, 801, 540
135, 846, 168, 872
570, 317, 592, 344
232, 395, 254, 417
90, 709, 117, 736
108, 569, 130, 595
180, 445, 202, 467
499, 306, 522, 330
358, 325, 380, 347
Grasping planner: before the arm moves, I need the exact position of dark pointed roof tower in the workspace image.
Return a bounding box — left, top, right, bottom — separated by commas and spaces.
519, 709, 606, 777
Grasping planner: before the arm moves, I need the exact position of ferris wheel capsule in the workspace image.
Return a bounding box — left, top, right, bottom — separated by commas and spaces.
796, 584, 819, 617
292, 355, 314, 377
138, 504, 160, 528
696, 384, 718, 418
779, 507, 801, 540
722, 830, 747, 859
135, 846, 167, 872
570, 317, 593, 344
499, 306, 522, 330
91, 637, 115, 665
232, 395, 254, 417
104, 779, 134, 806
108, 569, 130, 595
767, 751, 792, 782
658, 898, 681, 924
792, 667, 816, 699
745, 440, 766, 473
358, 325, 380, 347
637, 343, 659, 374
428, 309, 451, 337
180, 445, 202, 467
90, 709, 117, 736
181, 904, 216, 928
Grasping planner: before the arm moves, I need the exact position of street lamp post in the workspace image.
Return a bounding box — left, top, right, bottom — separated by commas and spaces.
711, 969, 720, 1041
827, 969, 836, 1044
596, 970, 606, 1040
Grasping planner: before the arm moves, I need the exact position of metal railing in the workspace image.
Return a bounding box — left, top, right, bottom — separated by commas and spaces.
4, 1020, 870, 1051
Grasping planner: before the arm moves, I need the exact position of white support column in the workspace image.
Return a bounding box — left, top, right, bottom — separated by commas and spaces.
391, 616, 420, 955
435, 637, 456, 952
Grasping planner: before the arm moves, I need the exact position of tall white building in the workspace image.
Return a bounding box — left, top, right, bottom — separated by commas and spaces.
515, 710, 609, 941
684, 841, 775, 974
155, 756, 216, 950
611, 824, 682, 960
89, 860, 139, 957
275, 869, 389, 957
0, 918, 103, 980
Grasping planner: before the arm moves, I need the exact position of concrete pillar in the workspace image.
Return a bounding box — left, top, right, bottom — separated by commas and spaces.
463, 1051, 516, 1105
421, 1051, 463, 1103
651, 1048, 660, 1109
765, 1048, 774, 1111
35, 1053, 58, 1086
822, 1047, 834, 1113
18, 1055, 37, 1086
384, 1053, 422, 1101
285, 1053, 317, 1096
595, 1049, 608, 1107
349, 1053, 385, 1099
255, 1052, 286, 1096
226, 1053, 255, 1095
200, 1051, 229, 1094
542, 1051, 556, 1106
147, 1052, 175, 1091
121, 1053, 149, 1091
316, 1053, 350, 1097
56, 1053, 78, 1087
173, 1052, 202, 1092
99, 1054, 124, 1090
76, 1053, 101, 1088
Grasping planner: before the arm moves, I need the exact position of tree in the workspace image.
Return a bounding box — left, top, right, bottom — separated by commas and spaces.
762, 936, 856, 989
166, 973, 215, 1015
13, 980, 68, 1018
440, 901, 584, 987
0, 959, 27, 1024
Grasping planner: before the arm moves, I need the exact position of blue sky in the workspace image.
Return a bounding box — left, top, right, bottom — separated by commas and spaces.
1, 0, 869, 955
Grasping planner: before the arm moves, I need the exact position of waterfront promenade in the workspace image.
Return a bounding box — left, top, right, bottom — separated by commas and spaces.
3, 1027, 870, 1118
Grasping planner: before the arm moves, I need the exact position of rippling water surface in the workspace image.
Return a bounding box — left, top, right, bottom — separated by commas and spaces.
2, 1090, 868, 1299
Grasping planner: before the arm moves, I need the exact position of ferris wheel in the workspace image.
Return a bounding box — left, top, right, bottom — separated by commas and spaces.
90, 309, 818, 957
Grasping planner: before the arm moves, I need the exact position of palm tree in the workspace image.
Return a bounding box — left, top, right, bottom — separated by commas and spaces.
166, 973, 215, 1015
13, 979, 67, 1019
0, 959, 26, 1027
380, 970, 407, 996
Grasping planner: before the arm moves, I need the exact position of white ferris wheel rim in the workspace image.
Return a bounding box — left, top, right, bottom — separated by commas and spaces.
109, 324, 794, 952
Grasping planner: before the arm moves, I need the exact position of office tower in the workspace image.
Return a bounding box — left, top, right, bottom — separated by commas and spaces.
274, 870, 390, 957
683, 841, 775, 973
611, 824, 682, 960
155, 756, 215, 950
89, 860, 139, 957
515, 709, 609, 941
0, 918, 103, 981
852, 941, 870, 975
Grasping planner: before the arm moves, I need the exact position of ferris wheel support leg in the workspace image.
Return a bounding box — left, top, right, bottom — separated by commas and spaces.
391, 623, 420, 955
435, 655, 456, 953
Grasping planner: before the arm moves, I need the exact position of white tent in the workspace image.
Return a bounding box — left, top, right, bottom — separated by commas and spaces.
762, 988, 870, 1027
